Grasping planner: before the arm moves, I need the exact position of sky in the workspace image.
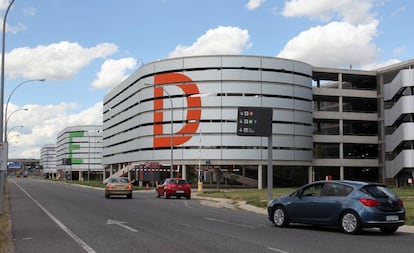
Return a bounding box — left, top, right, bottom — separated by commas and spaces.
1, 0, 413, 159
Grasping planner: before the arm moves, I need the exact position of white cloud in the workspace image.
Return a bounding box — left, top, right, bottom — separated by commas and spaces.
8, 102, 103, 158
6, 41, 118, 80
277, 20, 380, 68
245, 0, 266, 10
282, 0, 375, 24
0, 18, 26, 33
91, 58, 137, 90
361, 59, 401, 71
0, 1, 27, 33
0, 0, 10, 10
168, 26, 252, 58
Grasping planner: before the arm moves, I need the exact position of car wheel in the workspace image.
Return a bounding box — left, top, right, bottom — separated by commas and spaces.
339, 211, 361, 234
380, 226, 399, 234
105, 192, 110, 198
186, 195, 191, 200
271, 206, 289, 227
127, 193, 132, 199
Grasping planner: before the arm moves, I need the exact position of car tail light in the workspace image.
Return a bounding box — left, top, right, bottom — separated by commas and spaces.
107, 184, 114, 190
360, 198, 380, 207
127, 184, 132, 190
399, 199, 404, 207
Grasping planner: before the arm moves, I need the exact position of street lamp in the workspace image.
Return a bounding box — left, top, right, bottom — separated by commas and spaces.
5, 108, 28, 143
144, 82, 174, 178
4, 78, 45, 141
7, 134, 19, 142
188, 93, 214, 192
6, 125, 23, 140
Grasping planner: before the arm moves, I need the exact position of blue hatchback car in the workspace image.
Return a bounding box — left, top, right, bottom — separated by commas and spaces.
268, 180, 405, 234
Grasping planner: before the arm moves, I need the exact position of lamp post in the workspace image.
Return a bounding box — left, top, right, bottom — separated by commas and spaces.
4, 78, 45, 141
145, 82, 174, 178
0, 0, 16, 216
188, 93, 213, 192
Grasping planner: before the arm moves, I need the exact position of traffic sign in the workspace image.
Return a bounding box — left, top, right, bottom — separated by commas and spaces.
237, 107, 272, 137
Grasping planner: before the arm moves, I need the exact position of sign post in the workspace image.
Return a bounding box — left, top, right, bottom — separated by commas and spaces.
237, 107, 273, 203
0, 142, 8, 214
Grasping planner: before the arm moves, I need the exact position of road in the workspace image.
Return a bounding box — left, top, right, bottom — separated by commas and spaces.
8, 177, 414, 253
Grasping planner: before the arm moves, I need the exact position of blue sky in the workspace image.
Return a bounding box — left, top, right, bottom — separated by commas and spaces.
1, 0, 413, 158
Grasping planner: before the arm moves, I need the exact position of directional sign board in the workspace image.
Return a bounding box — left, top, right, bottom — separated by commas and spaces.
237, 107, 273, 137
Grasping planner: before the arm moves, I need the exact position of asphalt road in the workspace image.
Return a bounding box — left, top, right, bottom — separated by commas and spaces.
8, 177, 414, 253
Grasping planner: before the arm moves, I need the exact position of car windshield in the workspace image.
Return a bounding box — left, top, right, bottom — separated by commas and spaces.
361, 185, 396, 198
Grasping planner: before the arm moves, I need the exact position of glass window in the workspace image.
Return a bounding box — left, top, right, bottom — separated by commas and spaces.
178, 180, 188, 185
361, 185, 396, 198
120, 178, 129, 183
321, 183, 352, 196
302, 183, 325, 197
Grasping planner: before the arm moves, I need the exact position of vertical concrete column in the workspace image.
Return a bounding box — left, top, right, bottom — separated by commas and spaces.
182, 164, 187, 179
340, 166, 344, 180
258, 164, 263, 190
308, 166, 313, 183
79, 171, 83, 181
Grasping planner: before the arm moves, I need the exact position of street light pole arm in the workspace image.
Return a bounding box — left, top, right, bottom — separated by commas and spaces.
5, 108, 27, 143
5, 79, 45, 119
4, 78, 45, 142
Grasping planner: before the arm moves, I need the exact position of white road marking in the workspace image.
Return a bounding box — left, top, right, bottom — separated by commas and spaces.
11, 180, 97, 253
106, 219, 139, 232
267, 247, 289, 253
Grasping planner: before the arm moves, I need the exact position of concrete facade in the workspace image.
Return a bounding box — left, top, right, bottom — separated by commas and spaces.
40, 144, 57, 178
103, 55, 313, 187
56, 125, 103, 181
102, 55, 414, 187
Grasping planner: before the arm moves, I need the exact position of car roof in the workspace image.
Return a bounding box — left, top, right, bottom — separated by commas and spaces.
311, 180, 384, 188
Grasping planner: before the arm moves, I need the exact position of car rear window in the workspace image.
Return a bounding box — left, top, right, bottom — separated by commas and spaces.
170, 179, 188, 185
120, 178, 130, 183
361, 185, 396, 198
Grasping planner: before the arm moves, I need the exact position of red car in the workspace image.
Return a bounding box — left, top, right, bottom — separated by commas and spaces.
157, 178, 191, 199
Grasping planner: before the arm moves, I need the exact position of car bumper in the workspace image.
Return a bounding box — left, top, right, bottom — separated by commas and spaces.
106, 190, 132, 195
363, 220, 405, 228
166, 189, 191, 197
360, 210, 405, 228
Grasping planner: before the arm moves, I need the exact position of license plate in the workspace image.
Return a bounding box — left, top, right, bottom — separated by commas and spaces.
386, 215, 398, 221
176, 190, 184, 193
